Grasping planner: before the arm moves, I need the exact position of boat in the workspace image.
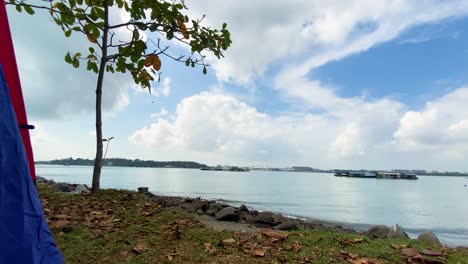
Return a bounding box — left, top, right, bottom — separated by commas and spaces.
377, 173, 418, 180
334, 171, 377, 178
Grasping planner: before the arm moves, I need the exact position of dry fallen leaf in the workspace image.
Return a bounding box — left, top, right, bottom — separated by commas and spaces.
421, 249, 443, 256
259, 229, 288, 241
401, 248, 419, 257
342, 237, 365, 245
352, 258, 382, 264
254, 249, 265, 257
132, 243, 147, 254
204, 243, 216, 254
51, 219, 71, 229
222, 238, 236, 244
291, 241, 303, 253
391, 243, 408, 250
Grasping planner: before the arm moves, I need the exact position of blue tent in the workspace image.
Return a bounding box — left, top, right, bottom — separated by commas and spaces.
0, 65, 62, 263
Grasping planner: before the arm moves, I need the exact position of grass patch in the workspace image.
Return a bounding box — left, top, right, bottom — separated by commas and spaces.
39, 185, 468, 263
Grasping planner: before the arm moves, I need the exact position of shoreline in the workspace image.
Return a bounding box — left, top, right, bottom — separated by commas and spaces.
37, 176, 467, 248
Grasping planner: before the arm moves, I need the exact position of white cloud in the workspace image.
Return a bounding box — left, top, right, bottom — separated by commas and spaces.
186, 0, 468, 84
150, 107, 169, 119
9, 7, 132, 120
129, 92, 404, 165
158, 77, 171, 97
394, 87, 468, 155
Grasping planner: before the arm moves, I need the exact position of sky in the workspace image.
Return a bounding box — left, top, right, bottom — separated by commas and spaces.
6, 0, 468, 171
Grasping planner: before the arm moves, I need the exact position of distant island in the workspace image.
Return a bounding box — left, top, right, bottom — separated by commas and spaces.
36, 158, 468, 176
36, 158, 208, 169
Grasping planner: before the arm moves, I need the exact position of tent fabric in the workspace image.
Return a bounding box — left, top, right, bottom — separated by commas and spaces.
0, 0, 36, 181
0, 64, 62, 263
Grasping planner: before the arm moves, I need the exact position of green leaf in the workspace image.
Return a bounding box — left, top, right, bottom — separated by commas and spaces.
185, 59, 190, 66
203, 66, 207, 75
72, 58, 80, 68
89, 47, 95, 53
15, 4, 22, 12
95, 7, 105, 20
23, 5, 35, 15
87, 60, 93, 70
69, 0, 76, 8
75, 52, 82, 57
130, 55, 139, 63
65, 52, 72, 64
65, 30, 72, 37
166, 30, 174, 40
76, 0, 83, 5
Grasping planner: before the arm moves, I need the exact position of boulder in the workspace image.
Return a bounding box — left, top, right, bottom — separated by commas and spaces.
274, 221, 298, 231
250, 210, 259, 216
257, 211, 274, 223
243, 214, 277, 228
272, 213, 289, 223
36, 176, 48, 184
387, 224, 409, 239
71, 184, 89, 194
417, 232, 442, 247
244, 214, 258, 224
238, 204, 249, 213
53, 182, 73, 192
366, 225, 390, 238
205, 203, 223, 217
215, 207, 239, 221
137, 187, 149, 193
47, 179, 56, 185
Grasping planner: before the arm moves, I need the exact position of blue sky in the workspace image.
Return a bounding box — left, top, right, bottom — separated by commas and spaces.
7, 0, 468, 171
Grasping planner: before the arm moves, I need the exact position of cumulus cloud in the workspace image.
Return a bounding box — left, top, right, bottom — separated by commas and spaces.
130, 92, 300, 163
129, 92, 406, 165
394, 88, 468, 154
150, 107, 169, 119
9, 8, 132, 120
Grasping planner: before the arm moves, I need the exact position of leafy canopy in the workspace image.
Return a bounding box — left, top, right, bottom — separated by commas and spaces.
11, 0, 232, 90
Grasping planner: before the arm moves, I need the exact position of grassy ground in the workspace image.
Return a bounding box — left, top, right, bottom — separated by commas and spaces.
38, 185, 468, 264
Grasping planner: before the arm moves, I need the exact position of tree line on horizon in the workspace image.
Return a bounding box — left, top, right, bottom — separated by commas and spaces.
36, 158, 208, 169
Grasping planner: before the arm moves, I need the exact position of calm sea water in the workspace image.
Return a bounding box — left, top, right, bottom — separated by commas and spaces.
36, 165, 468, 246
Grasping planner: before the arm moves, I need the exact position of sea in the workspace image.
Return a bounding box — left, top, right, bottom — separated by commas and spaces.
36, 164, 468, 246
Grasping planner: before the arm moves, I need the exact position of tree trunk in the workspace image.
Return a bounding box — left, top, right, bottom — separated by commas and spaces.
91, 1, 109, 192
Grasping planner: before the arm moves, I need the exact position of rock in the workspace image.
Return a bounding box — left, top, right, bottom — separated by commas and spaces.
53, 183, 73, 192
250, 210, 259, 216
417, 232, 442, 247
71, 184, 89, 194
205, 203, 223, 217
387, 224, 409, 239
244, 214, 258, 224
366, 225, 390, 238
184, 203, 203, 213
137, 187, 149, 193
46, 179, 56, 185
238, 204, 249, 213
215, 207, 239, 221
257, 211, 274, 223
243, 214, 278, 228
273, 221, 298, 230
196, 208, 205, 215
272, 213, 289, 223
36, 176, 48, 184
200, 202, 209, 212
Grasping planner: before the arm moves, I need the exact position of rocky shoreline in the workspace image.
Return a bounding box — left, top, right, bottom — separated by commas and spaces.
37, 176, 447, 248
